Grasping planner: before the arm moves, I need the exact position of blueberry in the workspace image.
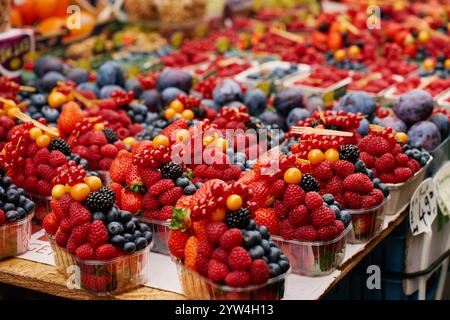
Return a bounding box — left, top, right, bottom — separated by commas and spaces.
17, 195, 26, 207
106, 208, 119, 222
246, 219, 257, 230
135, 237, 148, 250
133, 230, 143, 238
134, 114, 144, 123
176, 177, 190, 188
123, 242, 137, 254
183, 184, 197, 195
355, 160, 367, 173
365, 169, 374, 179
322, 193, 335, 205
111, 235, 126, 248
143, 231, 153, 243
92, 212, 106, 221
268, 247, 281, 263
269, 263, 282, 277
3, 203, 15, 212
329, 205, 341, 218
119, 210, 132, 223
41, 71, 66, 92
373, 178, 381, 188
6, 189, 19, 203
23, 200, 35, 213
419, 157, 427, 166
262, 256, 269, 264
194, 182, 203, 189
249, 245, 265, 259
252, 230, 262, 244
340, 210, 351, 227
123, 233, 134, 242
279, 254, 289, 262
138, 223, 151, 233
243, 231, 257, 248
30, 94, 47, 107
278, 260, 290, 273
16, 207, 26, 219
108, 222, 124, 236
122, 220, 135, 233
16, 188, 25, 196
259, 226, 270, 240
2, 176, 12, 188
379, 183, 390, 197
6, 210, 19, 222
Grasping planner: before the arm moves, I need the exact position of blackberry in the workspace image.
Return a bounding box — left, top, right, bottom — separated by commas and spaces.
104, 128, 118, 143
226, 207, 250, 229
160, 162, 183, 180
192, 107, 206, 119
339, 145, 360, 163
300, 174, 320, 192
311, 120, 323, 128
48, 138, 71, 156
85, 187, 116, 213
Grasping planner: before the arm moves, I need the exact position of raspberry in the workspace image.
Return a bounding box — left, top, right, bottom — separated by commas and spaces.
138, 168, 162, 187
27, 143, 40, 157
71, 223, 91, 245
219, 228, 243, 251
283, 184, 306, 209
88, 220, 109, 248
86, 145, 102, 163
393, 167, 413, 183
96, 244, 119, 260
160, 187, 183, 206
359, 152, 376, 169
88, 130, 107, 145
205, 166, 223, 179
295, 225, 319, 241
75, 243, 95, 260
392, 143, 403, 155
207, 259, 229, 283
50, 199, 66, 220
212, 247, 229, 264
142, 192, 161, 210
312, 160, 334, 181
273, 200, 288, 219
196, 254, 210, 276
55, 230, 69, 247
222, 165, 242, 181
334, 192, 347, 208
311, 206, 336, 228
193, 164, 208, 178
318, 224, 339, 241
407, 159, 421, 173
288, 205, 309, 228
395, 153, 409, 167
378, 173, 395, 184
228, 246, 252, 271
59, 218, 72, 234
99, 158, 113, 170
335, 220, 345, 234
225, 271, 250, 287
48, 151, 67, 168
333, 160, 355, 178
69, 202, 91, 228
24, 158, 36, 176
142, 209, 159, 220
66, 235, 79, 254
344, 191, 362, 209
361, 195, 376, 208
59, 194, 74, 216
370, 189, 385, 205
249, 259, 270, 285
0, 209, 5, 226
205, 221, 228, 244
33, 148, 50, 165
37, 180, 52, 196
325, 176, 343, 195
279, 220, 295, 240
37, 164, 55, 182
149, 179, 175, 196
24, 176, 38, 194
358, 135, 390, 157
270, 179, 287, 199
100, 144, 118, 158
375, 153, 396, 173
305, 192, 323, 210
159, 206, 173, 221
343, 173, 374, 194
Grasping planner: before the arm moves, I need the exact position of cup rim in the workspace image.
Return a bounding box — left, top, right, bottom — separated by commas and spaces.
272, 223, 352, 246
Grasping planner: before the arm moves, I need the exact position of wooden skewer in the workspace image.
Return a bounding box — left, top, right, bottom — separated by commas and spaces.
336, 16, 361, 35
418, 75, 438, 90
355, 73, 380, 87
269, 27, 304, 44
291, 126, 354, 137
0, 97, 59, 137
296, 158, 310, 165
19, 85, 36, 92
71, 89, 98, 109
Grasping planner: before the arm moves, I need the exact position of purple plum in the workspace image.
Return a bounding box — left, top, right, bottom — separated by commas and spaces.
408, 121, 442, 151
373, 116, 407, 133
393, 90, 434, 125
157, 68, 192, 93
273, 88, 304, 116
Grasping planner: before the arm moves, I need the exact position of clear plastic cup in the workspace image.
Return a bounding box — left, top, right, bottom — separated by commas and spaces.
46, 234, 77, 276
348, 196, 390, 244
0, 213, 33, 260
139, 218, 170, 255
174, 258, 289, 300
30, 194, 51, 223
272, 224, 352, 276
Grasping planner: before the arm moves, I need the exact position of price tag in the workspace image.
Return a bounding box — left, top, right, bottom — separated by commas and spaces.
409, 178, 437, 236
433, 162, 450, 217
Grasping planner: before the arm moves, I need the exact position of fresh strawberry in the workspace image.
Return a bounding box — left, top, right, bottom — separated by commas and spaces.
160, 119, 188, 141
108, 182, 123, 205
219, 228, 243, 251
95, 244, 119, 260
254, 208, 279, 234
88, 220, 109, 248
138, 168, 162, 187
249, 259, 270, 285
248, 180, 272, 207
159, 206, 173, 221
109, 150, 133, 183
228, 246, 252, 271
168, 230, 190, 259
59, 101, 84, 135
120, 188, 143, 214
125, 163, 144, 188
283, 184, 305, 209
42, 212, 59, 235
207, 259, 229, 283
184, 236, 200, 271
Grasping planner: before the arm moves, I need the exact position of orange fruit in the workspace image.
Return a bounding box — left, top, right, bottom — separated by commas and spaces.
324, 148, 340, 163
283, 167, 302, 184
58, 101, 84, 135
36, 0, 69, 20
15, 0, 37, 25
170, 100, 184, 113
327, 32, 343, 50
226, 194, 243, 211
422, 58, 435, 71
36, 134, 51, 148
51, 184, 66, 200
395, 132, 408, 144
308, 149, 325, 165
417, 30, 430, 43
181, 109, 194, 120
153, 135, 169, 148
65, 12, 96, 40
333, 49, 346, 62
84, 176, 102, 192
29, 127, 42, 140
48, 91, 68, 108
445, 59, 450, 69
348, 45, 361, 58
165, 108, 176, 120
70, 183, 91, 202
37, 17, 65, 35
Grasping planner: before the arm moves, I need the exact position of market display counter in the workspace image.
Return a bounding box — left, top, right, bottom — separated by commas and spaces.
0, 209, 408, 300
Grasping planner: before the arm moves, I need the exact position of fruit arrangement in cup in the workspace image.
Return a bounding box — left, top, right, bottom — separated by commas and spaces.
168, 179, 290, 298
0, 115, 15, 150
292, 66, 350, 88
193, 57, 252, 78
245, 63, 299, 81
0, 174, 35, 227
348, 71, 400, 94
392, 75, 450, 97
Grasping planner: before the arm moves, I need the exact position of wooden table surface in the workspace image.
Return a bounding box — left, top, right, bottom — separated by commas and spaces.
0, 209, 408, 300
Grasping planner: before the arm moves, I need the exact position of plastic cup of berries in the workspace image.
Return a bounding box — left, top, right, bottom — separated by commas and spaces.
138, 217, 170, 255
272, 224, 352, 276
347, 195, 390, 244
0, 213, 34, 260
46, 233, 77, 276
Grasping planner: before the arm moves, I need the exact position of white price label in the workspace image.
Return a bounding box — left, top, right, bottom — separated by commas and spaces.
433, 162, 450, 217
409, 178, 437, 236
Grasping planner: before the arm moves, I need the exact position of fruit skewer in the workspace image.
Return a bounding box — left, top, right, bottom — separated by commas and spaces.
290, 126, 354, 137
